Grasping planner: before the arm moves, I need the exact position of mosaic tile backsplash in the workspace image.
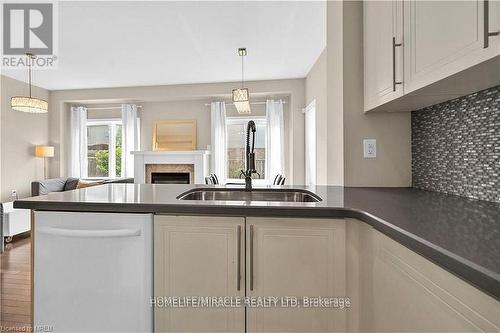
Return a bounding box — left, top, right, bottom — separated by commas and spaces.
411, 86, 499, 203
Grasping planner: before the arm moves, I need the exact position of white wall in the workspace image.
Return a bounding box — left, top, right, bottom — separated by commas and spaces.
139, 100, 211, 151
305, 49, 327, 185
326, 0, 346, 186
0, 75, 50, 200
86, 97, 289, 152
341, 1, 411, 187
138, 98, 289, 152
304, 1, 411, 187
49, 79, 305, 184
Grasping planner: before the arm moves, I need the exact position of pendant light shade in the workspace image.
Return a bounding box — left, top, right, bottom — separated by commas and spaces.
11, 53, 48, 114
11, 96, 48, 113
232, 48, 251, 114
232, 88, 251, 114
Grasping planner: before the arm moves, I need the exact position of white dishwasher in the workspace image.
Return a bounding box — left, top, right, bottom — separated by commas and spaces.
34, 211, 153, 332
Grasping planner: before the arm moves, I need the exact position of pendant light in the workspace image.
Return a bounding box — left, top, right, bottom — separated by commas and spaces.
232, 48, 251, 114
11, 53, 48, 113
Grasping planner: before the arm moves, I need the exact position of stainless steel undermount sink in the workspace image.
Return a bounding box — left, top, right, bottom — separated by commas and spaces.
177, 188, 322, 203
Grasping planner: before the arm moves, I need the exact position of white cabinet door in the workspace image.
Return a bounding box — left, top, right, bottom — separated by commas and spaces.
487, 0, 500, 49
358, 226, 500, 332
364, 0, 404, 111
154, 215, 245, 333
404, 0, 500, 94
246, 218, 346, 333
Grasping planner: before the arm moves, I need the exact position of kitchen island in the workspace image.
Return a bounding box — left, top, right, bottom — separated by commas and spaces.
15, 184, 500, 332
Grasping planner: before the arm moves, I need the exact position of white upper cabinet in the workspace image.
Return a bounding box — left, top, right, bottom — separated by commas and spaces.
363, 0, 404, 111
403, 0, 500, 94
363, 0, 500, 112
488, 0, 500, 49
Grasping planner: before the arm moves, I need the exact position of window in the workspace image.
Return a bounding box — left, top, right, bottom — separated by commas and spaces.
87, 119, 122, 178
226, 117, 267, 182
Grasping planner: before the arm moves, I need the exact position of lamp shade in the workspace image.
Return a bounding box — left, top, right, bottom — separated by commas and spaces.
12, 96, 49, 113
232, 88, 251, 114
35, 145, 54, 158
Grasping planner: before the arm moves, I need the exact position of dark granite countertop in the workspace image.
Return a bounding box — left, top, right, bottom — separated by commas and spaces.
14, 184, 500, 300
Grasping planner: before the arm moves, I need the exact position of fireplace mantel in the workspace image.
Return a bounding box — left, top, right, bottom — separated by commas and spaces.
131, 150, 210, 184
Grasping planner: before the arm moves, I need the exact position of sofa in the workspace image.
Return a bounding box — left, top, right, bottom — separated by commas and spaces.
31, 177, 134, 197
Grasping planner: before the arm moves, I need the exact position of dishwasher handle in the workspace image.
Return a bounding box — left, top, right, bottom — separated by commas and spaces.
38, 226, 142, 238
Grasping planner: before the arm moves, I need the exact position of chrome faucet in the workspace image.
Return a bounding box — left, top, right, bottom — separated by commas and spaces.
241, 120, 257, 191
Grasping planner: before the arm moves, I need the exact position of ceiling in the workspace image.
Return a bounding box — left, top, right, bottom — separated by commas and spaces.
2, 1, 326, 91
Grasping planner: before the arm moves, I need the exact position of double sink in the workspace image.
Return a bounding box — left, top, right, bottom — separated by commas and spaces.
177, 188, 322, 203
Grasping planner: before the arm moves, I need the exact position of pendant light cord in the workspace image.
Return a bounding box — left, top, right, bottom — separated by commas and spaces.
241, 53, 244, 88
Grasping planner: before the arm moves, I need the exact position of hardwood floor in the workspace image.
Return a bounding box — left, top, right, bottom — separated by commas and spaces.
1, 236, 32, 329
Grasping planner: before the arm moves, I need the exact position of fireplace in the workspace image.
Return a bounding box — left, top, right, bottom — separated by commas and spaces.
132, 150, 210, 184
151, 172, 190, 184
144, 163, 195, 184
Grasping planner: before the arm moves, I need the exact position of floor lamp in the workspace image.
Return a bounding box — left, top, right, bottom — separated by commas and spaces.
35, 145, 54, 179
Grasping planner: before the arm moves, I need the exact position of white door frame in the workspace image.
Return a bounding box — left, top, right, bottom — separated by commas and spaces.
303, 100, 316, 186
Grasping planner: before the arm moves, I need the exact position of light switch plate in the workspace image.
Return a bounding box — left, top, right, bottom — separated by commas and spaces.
363, 139, 376, 158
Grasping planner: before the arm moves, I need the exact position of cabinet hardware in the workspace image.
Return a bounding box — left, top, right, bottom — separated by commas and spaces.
249, 224, 254, 291
37, 226, 141, 238
484, 0, 500, 48
392, 37, 403, 91
237, 225, 241, 291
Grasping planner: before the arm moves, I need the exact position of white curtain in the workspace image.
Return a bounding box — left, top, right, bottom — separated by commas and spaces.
210, 101, 227, 183
266, 99, 285, 182
121, 104, 140, 178
70, 106, 88, 177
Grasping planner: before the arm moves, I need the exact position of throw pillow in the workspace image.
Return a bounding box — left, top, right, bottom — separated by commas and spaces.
76, 180, 104, 189
64, 177, 80, 191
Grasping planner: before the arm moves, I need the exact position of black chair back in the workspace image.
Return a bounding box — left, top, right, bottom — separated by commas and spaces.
273, 174, 286, 185
206, 174, 219, 185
